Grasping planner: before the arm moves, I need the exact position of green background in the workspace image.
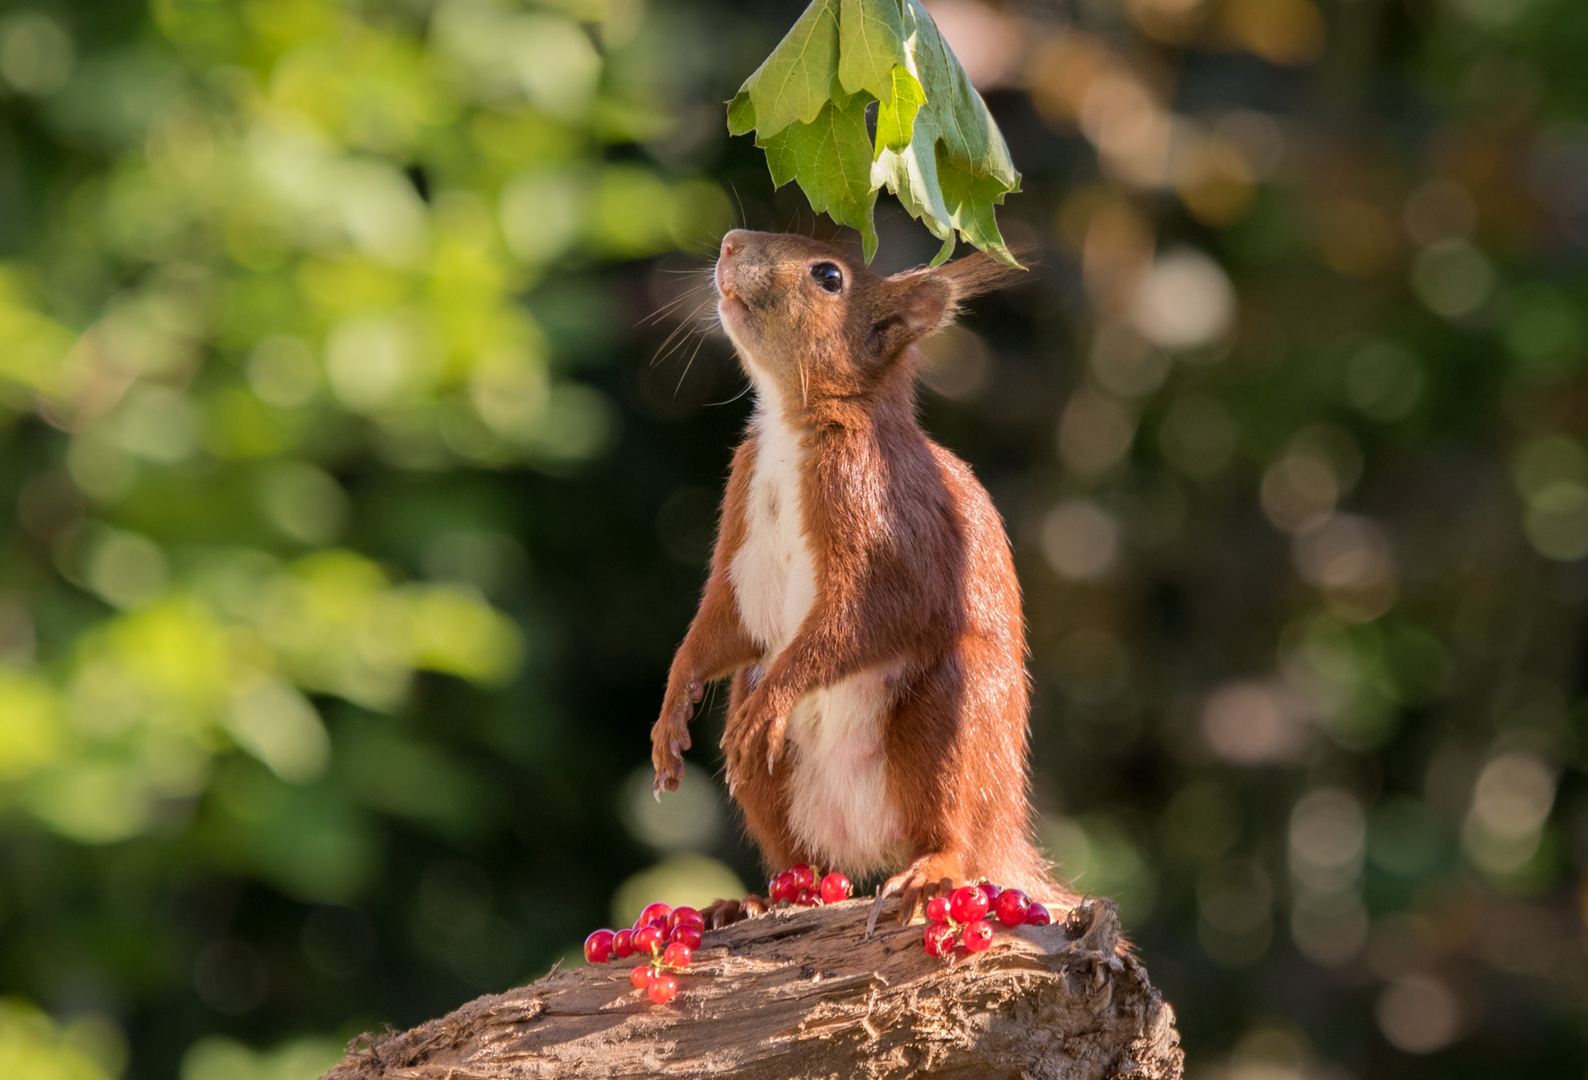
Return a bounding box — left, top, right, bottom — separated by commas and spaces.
0, 0, 1586, 1077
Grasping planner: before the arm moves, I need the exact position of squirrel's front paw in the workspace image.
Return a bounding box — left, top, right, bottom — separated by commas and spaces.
650, 678, 703, 796
721, 688, 788, 788
719, 709, 761, 794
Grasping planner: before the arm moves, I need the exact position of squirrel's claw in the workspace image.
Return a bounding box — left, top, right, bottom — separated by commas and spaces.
650, 684, 698, 798
763, 716, 788, 774
650, 741, 685, 800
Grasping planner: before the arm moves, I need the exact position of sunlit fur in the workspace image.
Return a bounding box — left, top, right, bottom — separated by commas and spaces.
729, 372, 908, 877
651, 229, 1068, 906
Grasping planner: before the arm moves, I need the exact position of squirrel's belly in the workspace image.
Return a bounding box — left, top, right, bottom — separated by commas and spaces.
784, 667, 908, 877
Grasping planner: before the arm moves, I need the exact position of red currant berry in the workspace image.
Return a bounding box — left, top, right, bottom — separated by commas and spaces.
583, 930, 615, 964
637, 902, 672, 929
666, 906, 704, 933
790, 864, 816, 891
611, 928, 635, 959
668, 924, 703, 950
647, 972, 679, 1005
770, 871, 798, 903
633, 924, 664, 953
662, 941, 694, 968
925, 896, 952, 925
1024, 902, 1052, 926
948, 885, 990, 924
922, 923, 956, 957
819, 872, 851, 903
794, 888, 818, 906
978, 882, 1001, 906
962, 919, 994, 953
993, 888, 1030, 928
630, 964, 653, 990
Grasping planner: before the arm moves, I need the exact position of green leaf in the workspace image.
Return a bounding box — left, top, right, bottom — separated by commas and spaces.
874, 64, 925, 157
727, 91, 756, 137
886, 0, 1019, 265
937, 153, 1018, 262
759, 92, 880, 262
727, 0, 1022, 266
873, 106, 957, 265
731, 0, 840, 140
838, 0, 906, 104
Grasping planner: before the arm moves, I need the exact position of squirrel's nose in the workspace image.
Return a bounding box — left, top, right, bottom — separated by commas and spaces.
720, 230, 748, 259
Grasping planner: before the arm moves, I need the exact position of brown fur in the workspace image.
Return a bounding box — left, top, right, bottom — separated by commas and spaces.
651, 230, 1073, 920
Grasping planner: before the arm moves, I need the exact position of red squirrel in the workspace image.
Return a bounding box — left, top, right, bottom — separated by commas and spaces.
650, 229, 1072, 929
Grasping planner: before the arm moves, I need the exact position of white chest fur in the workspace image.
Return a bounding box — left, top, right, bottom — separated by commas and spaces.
728, 380, 905, 876
729, 384, 816, 653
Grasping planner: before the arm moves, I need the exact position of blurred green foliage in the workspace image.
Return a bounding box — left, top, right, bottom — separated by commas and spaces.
2, 0, 1588, 1078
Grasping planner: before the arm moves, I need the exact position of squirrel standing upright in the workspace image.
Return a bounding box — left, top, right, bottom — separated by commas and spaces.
651, 229, 1071, 927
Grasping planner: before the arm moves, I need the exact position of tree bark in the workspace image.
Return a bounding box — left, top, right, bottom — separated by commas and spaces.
322, 897, 1183, 1080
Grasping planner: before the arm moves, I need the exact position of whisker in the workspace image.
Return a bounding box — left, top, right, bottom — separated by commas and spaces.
649, 316, 697, 365
647, 280, 706, 305
728, 180, 746, 229
642, 284, 711, 327
641, 294, 700, 327
673, 332, 708, 399
650, 327, 699, 372
704, 380, 752, 407
649, 298, 715, 369
644, 273, 712, 309
650, 317, 701, 369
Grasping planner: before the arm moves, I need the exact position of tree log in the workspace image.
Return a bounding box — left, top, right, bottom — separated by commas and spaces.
322, 897, 1183, 1079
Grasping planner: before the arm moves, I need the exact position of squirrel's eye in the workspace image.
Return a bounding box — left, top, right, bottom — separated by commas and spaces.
810, 262, 844, 293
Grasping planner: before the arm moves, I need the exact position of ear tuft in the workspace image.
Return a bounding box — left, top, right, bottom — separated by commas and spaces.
934, 247, 1031, 304
871, 248, 1030, 363
884, 247, 1030, 345
896, 274, 954, 339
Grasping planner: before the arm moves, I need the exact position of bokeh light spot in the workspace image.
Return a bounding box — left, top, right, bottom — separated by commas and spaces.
227, 679, 330, 784
1289, 788, 1365, 893
1412, 239, 1494, 318
85, 529, 170, 610
1345, 341, 1422, 421
1375, 975, 1461, 1053
1040, 500, 1119, 581
0, 13, 73, 95
620, 765, 723, 852
1129, 249, 1235, 351
1058, 390, 1136, 477
1201, 681, 1312, 764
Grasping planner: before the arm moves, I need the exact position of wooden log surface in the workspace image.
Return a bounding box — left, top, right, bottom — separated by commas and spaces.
322, 896, 1183, 1080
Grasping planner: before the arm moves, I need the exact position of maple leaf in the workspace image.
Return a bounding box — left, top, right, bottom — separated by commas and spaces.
728, 0, 1021, 267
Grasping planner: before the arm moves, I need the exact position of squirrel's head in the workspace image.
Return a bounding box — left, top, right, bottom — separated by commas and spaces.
713, 229, 1021, 410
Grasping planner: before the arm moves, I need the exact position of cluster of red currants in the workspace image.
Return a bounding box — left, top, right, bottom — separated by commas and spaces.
920, 883, 1051, 958
584, 901, 703, 1004
767, 863, 851, 906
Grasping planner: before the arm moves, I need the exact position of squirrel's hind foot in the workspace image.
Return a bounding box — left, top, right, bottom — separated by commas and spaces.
865, 853, 966, 938
700, 894, 769, 930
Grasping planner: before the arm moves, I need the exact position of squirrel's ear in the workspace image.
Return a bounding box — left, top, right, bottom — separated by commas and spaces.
893, 272, 955, 339
871, 251, 1025, 361
868, 272, 953, 361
